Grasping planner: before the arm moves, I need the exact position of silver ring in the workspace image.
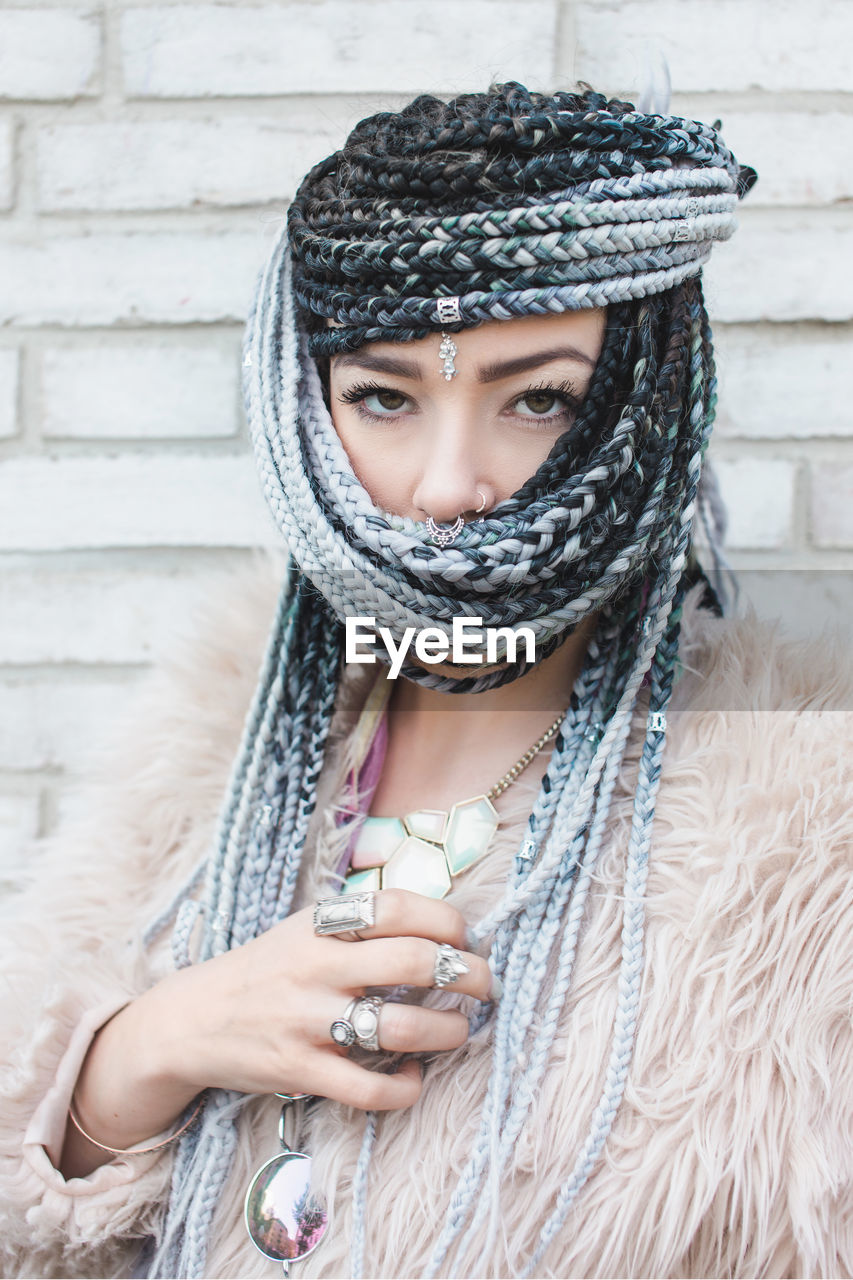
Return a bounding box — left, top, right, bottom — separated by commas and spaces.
433, 943, 470, 988
475, 491, 486, 514
329, 1001, 358, 1049
348, 995, 384, 1052
313, 892, 375, 938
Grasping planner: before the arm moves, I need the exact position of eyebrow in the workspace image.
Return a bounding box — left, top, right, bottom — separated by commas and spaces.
334, 344, 596, 383
336, 351, 425, 379
479, 345, 597, 381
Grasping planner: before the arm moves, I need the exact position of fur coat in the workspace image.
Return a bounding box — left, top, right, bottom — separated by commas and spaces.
1, 551, 852, 1280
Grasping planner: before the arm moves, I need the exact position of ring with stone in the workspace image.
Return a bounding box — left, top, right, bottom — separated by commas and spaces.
433, 943, 470, 988
313, 892, 375, 938
348, 995, 384, 1052
329, 1000, 358, 1049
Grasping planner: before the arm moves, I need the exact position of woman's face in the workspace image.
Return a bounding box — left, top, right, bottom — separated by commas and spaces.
328, 309, 606, 522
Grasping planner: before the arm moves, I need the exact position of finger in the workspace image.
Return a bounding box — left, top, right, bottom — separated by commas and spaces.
370, 1001, 470, 1054
309, 888, 468, 949
328, 936, 494, 1002
305, 1051, 422, 1112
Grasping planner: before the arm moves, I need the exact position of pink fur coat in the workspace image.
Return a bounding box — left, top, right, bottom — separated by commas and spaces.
1, 552, 851, 1279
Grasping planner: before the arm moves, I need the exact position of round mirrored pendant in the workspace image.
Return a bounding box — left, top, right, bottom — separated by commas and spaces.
245, 1150, 328, 1269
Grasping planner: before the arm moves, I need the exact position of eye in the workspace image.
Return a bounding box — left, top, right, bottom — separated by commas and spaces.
518, 390, 562, 415
336, 381, 411, 420
365, 389, 408, 413
511, 380, 582, 424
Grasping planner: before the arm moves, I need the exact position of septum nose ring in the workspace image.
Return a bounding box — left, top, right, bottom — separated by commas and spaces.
426, 514, 464, 547
426, 494, 487, 547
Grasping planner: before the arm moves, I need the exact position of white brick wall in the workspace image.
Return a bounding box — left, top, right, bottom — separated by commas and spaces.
120, 3, 557, 97
810, 465, 853, 549
0, 231, 265, 326
712, 459, 797, 551
714, 327, 849, 439
705, 220, 853, 324
0, 562, 241, 664
710, 112, 853, 208
35, 118, 345, 212
575, 0, 853, 92
0, 455, 278, 551
0, 675, 139, 772
0, 8, 101, 100
0, 348, 18, 438
41, 341, 240, 439
0, 117, 13, 210
0, 0, 850, 882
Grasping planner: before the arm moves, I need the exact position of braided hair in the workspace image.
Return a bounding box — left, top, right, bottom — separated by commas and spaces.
144, 82, 754, 1277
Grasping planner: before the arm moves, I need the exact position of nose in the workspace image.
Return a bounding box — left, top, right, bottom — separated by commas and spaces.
411, 416, 492, 524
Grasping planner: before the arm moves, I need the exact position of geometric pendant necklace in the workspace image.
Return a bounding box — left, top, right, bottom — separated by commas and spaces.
340, 708, 565, 901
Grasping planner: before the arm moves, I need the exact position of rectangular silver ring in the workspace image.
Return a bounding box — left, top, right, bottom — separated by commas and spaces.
313, 892, 375, 936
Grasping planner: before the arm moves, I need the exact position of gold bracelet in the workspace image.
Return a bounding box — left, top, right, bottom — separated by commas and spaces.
68, 1094, 204, 1156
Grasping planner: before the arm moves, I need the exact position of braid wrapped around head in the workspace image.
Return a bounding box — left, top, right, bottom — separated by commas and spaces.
289, 82, 753, 350
144, 82, 754, 1278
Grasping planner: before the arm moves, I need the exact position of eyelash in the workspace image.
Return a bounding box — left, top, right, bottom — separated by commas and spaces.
336, 378, 583, 427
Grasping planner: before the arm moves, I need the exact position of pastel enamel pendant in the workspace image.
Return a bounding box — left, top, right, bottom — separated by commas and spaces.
338, 688, 565, 903
245, 1095, 327, 1275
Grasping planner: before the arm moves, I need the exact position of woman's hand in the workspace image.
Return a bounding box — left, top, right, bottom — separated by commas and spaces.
158, 887, 492, 1106
61, 889, 493, 1178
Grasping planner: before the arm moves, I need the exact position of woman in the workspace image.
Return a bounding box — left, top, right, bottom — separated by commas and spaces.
2, 83, 851, 1279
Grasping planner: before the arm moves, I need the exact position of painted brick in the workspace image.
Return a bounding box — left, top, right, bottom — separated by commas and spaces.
810, 464, 853, 549
36, 118, 343, 211
0, 231, 264, 327
0, 564, 244, 664
0, 454, 279, 551
710, 112, 853, 208
0, 117, 13, 210
41, 342, 239, 439
714, 328, 850, 439
711, 457, 796, 550
576, 1, 852, 93
704, 222, 853, 324
0, 348, 18, 439
0, 8, 100, 101
0, 792, 39, 886
121, 2, 556, 97
0, 675, 138, 771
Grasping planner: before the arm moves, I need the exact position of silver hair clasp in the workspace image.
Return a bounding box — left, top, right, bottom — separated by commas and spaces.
436, 296, 462, 324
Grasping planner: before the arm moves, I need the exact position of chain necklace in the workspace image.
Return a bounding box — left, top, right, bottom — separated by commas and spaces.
340, 708, 565, 901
